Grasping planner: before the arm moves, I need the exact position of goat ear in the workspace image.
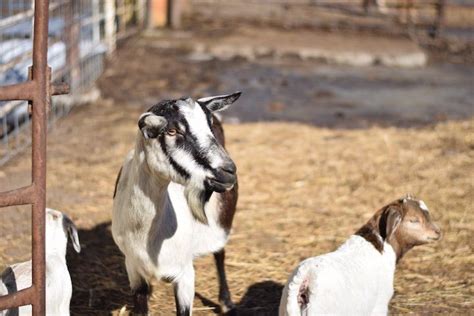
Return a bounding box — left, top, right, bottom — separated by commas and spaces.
138, 113, 167, 139
197, 91, 241, 112
63, 215, 81, 253
379, 206, 402, 241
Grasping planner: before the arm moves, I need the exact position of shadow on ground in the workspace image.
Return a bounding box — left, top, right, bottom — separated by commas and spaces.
68, 222, 131, 315
197, 281, 283, 316
68, 222, 284, 315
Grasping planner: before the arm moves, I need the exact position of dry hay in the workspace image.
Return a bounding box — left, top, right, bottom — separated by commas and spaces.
0, 102, 472, 315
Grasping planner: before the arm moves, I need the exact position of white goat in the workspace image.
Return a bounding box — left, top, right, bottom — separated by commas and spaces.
0, 208, 81, 316
112, 93, 241, 315
279, 196, 441, 316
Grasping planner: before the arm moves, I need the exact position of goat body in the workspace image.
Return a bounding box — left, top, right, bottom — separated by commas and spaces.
280, 235, 396, 316
0, 256, 73, 316
113, 162, 232, 283
0, 208, 80, 316
280, 197, 441, 316
112, 108, 238, 314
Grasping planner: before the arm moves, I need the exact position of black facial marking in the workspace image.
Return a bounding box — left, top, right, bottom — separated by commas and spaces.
203, 182, 214, 202
158, 134, 190, 179
179, 119, 213, 169
147, 98, 216, 171
145, 98, 230, 188
147, 100, 189, 124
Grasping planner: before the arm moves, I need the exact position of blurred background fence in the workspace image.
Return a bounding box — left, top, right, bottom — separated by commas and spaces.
0, 0, 472, 165
0, 0, 146, 165
189, 0, 472, 41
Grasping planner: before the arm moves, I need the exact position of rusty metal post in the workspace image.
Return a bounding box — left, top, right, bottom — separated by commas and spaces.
30, 1, 49, 313
0, 0, 69, 314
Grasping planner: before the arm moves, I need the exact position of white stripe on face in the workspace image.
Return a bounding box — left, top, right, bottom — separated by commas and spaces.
178, 101, 227, 169
179, 102, 213, 149
166, 133, 212, 179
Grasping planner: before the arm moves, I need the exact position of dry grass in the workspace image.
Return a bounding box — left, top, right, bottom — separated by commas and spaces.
0, 100, 472, 315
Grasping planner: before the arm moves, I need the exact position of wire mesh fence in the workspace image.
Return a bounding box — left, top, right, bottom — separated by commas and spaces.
0, 0, 146, 165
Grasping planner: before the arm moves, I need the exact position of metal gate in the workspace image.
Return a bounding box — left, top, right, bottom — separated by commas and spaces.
0, 0, 69, 313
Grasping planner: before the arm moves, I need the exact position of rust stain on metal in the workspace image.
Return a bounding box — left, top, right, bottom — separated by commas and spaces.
0, 0, 69, 314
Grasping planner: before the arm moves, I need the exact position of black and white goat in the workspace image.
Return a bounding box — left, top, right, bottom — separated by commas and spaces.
0, 208, 81, 316
279, 196, 441, 316
112, 93, 241, 315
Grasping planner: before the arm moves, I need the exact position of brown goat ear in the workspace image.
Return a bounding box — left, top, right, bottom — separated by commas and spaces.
379, 206, 402, 241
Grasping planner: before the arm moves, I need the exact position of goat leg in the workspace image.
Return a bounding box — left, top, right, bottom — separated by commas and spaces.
214, 249, 236, 314
173, 264, 195, 316
133, 282, 151, 315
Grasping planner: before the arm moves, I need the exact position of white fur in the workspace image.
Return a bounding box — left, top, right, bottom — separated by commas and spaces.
170, 147, 211, 180
181, 102, 213, 148
418, 200, 429, 212
181, 102, 226, 169
112, 149, 229, 314
279, 235, 396, 316
113, 96, 239, 314
197, 95, 229, 103
0, 208, 77, 316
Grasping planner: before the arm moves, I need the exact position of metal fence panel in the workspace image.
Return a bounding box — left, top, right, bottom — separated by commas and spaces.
0, 0, 70, 312
0, 0, 145, 166
0, 0, 145, 312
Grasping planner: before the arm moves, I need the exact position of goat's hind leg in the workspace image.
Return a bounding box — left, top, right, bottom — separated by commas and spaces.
214, 248, 236, 314
173, 264, 195, 316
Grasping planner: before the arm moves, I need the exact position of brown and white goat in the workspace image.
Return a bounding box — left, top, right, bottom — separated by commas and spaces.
280, 196, 441, 316
112, 93, 241, 315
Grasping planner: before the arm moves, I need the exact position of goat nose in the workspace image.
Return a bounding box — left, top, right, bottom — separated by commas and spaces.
221, 161, 236, 174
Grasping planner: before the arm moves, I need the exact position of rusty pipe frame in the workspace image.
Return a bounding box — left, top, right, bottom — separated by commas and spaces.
0, 0, 69, 314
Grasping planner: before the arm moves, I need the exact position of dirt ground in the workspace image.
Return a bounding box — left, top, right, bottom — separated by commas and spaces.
1, 30, 473, 315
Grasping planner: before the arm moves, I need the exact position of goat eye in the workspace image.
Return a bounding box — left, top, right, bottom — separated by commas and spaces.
410, 219, 420, 224
167, 129, 177, 136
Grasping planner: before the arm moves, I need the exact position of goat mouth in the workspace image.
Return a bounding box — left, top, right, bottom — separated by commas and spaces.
427, 235, 441, 241
206, 178, 235, 193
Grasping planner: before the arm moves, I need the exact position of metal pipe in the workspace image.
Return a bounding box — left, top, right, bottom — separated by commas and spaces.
0, 288, 34, 310
30, 0, 51, 312
0, 186, 35, 207
0, 82, 35, 101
